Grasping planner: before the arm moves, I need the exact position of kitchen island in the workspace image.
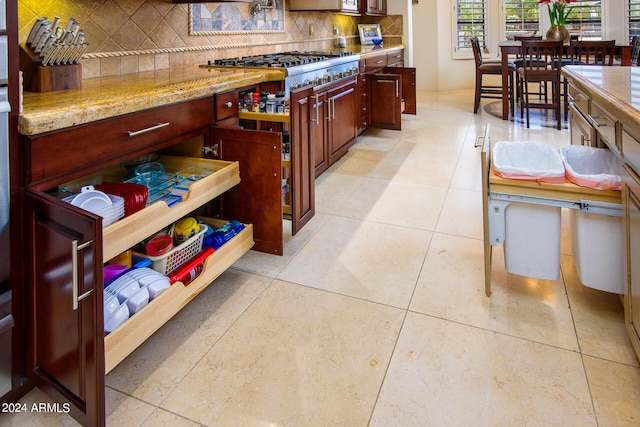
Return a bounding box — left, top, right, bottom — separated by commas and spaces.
562, 65, 640, 362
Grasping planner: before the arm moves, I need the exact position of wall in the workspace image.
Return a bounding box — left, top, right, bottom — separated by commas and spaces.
17, 1, 403, 79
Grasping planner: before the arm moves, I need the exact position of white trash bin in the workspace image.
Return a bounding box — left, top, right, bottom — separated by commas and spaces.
560, 145, 623, 293
494, 141, 564, 280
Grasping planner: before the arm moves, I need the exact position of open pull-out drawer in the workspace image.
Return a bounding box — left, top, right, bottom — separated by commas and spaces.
104, 217, 254, 373
92, 156, 240, 262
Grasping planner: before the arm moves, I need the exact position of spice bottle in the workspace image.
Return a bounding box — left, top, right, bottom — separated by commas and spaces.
252, 92, 260, 112
276, 91, 285, 113
266, 94, 276, 114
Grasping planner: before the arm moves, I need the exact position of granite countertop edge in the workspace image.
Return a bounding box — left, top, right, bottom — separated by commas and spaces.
20, 44, 406, 136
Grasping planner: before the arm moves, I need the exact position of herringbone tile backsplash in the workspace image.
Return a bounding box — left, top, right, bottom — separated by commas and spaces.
18, 0, 403, 78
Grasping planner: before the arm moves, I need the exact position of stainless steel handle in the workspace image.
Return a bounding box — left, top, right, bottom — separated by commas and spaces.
311, 95, 320, 124
330, 99, 336, 120
375, 60, 384, 64
72, 239, 94, 311
202, 143, 219, 157
396, 81, 399, 98
126, 122, 170, 137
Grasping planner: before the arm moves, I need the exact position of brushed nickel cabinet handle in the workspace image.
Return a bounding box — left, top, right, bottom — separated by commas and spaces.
72, 239, 94, 311
202, 143, 219, 157
311, 95, 320, 124
126, 122, 170, 137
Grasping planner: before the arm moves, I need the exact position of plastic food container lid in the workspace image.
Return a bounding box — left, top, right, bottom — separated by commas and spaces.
146, 234, 173, 256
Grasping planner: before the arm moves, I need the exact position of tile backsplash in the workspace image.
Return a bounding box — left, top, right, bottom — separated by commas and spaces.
17, 0, 403, 79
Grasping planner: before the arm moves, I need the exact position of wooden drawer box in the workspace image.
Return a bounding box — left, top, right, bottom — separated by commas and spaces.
26, 97, 214, 190
215, 90, 238, 122
387, 50, 403, 65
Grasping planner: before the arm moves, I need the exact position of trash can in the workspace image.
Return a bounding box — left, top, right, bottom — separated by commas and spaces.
560, 145, 623, 293
494, 141, 565, 280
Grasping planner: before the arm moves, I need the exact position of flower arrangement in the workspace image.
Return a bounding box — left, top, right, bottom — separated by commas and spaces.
538, 0, 575, 27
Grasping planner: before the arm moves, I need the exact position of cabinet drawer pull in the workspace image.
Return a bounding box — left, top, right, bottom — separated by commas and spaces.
72, 239, 94, 311
311, 95, 320, 124
225, 101, 233, 108
202, 143, 219, 157
126, 122, 170, 137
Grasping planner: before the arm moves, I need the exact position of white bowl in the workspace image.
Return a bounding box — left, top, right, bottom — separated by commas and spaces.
146, 277, 171, 299
126, 286, 149, 314
71, 186, 112, 212
103, 295, 120, 319
117, 281, 140, 303
104, 303, 129, 333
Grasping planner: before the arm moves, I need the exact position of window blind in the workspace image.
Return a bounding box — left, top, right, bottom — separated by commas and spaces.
455, 0, 486, 52
630, 0, 640, 40
504, 0, 539, 36
564, 0, 602, 40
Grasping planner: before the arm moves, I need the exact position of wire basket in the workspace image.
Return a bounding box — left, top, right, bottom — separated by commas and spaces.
133, 224, 208, 275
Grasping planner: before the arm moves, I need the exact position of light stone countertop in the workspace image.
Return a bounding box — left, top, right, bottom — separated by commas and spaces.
19, 66, 286, 136
561, 65, 640, 137
19, 44, 406, 136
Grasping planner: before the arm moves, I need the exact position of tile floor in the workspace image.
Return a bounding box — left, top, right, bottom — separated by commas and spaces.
5, 90, 640, 426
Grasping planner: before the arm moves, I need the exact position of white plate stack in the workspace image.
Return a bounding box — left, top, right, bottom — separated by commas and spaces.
63, 186, 125, 228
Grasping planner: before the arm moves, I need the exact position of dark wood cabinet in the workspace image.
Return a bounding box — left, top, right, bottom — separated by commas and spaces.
361, 0, 387, 15
360, 49, 416, 132
25, 189, 105, 427
208, 127, 284, 255
326, 79, 358, 164
309, 78, 357, 176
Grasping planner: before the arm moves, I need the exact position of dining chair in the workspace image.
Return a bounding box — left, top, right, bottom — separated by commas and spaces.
562, 40, 616, 119
517, 40, 563, 130
568, 40, 616, 66
470, 36, 516, 115
513, 35, 545, 102
631, 36, 640, 66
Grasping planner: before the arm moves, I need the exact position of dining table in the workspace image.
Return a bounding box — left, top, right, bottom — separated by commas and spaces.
497, 40, 632, 120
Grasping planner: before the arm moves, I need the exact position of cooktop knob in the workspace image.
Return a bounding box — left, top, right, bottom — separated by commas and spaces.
323, 74, 331, 84
313, 77, 322, 86
303, 79, 312, 87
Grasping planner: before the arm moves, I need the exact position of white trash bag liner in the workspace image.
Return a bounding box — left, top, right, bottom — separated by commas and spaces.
559, 145, 622, 191
493, 141, 565, 183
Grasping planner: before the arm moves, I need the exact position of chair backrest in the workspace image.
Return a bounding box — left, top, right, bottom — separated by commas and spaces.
470, 36, 482, 66
513, 35, 542, 42
632, 36, 640, 66
569, 40, 616, 66
520, 40, 563, 80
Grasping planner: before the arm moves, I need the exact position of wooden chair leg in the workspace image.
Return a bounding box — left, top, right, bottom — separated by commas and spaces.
474, 73, 481, 113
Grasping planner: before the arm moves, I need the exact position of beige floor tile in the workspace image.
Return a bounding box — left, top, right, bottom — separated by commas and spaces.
583, 355, 640, 426
140, 408, 201, 426
370, 150, 458, 188
435, 187, 483, 239
231, 215, 330, 277
450, 156, 483, 191
562, 255, 639, 366
370, 311, 596, 427
410, 233, 580, 350
106, 270, 271, 405
326, 147, 387, 177
160, 280, 405, 426
278, 215, 432, 308
105, 387, 156, 426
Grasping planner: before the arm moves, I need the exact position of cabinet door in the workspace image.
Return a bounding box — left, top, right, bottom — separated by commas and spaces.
290, 86, 316, 235
327, 79, 358, 164
25, 189, 105, 427
310, 89, 329, 177
624, 164, 640, 360
397, 67, 417, 115
209, 127, 284, 255
369, 73, 402, 130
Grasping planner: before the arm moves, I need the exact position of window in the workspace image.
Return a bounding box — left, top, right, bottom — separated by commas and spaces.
630, 0, 640, 41
504, 0, 539, 37
453, 0, 486, 57
564, 0, 602, 40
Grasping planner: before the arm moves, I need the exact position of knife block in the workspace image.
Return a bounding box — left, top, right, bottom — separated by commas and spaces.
19, 44, 82, 93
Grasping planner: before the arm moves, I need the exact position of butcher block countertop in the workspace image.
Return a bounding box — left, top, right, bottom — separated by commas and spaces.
19, 44, 406, 136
